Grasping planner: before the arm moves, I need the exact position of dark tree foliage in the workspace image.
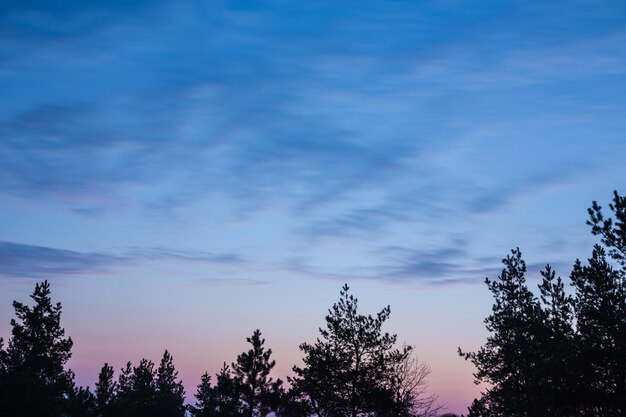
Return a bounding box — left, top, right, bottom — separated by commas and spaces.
0, 280, 75, 417
461, 190, 626, 417
190, 372, 220, 417
291, 284, 415, 417
91, 351, 185, 417
216, 363, 246, 417
0, 338, 5, 402
192, 331, 283, 417
190, 364, 244, 417
66, 385, 97, 417
570, 246, 626, 416
155, 350, 186, 417
274, 388, 310, 417
95, 363, 116, 417
535, 266, 577, 416
115, 358, 157, 417
232, 330, 283, 417
581, 191, 626, 416
588, 190, 626, 265
458, 250, 546, 417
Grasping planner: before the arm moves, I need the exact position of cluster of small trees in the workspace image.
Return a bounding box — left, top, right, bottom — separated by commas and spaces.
0, 280, 187, 417
0, 282, 439, 417
190, 286, 440, 417
89, 351, 186, 417
190, 329, 284, 417
460, 191, 626, 417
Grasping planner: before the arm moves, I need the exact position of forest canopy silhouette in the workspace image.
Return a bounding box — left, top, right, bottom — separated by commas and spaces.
458, 190, 626, 417
0, 191, 625, 417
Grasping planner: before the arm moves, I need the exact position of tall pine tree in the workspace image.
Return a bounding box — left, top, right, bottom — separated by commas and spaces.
0, 280, 75, 417
535, 266, 577, 416
232, 330, 282, 417
291, 284, 413, 417
458, 249, 545, 417
580, 190, 626, 415
570, 246, 626, 416
155, 350, 186, 417
95, 363, 116, 417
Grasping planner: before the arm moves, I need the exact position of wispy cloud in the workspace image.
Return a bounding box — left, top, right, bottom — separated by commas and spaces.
370, 244, 577, 287
371, 241, 498, 286
0, 241, 124, 279
275, 239, 499, 287
182, 278, 269, 288
0, 241, 245, 280
129, 247, 245, 264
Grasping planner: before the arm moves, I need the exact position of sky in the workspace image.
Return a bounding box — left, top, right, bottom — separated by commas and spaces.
1, 0, 626, 414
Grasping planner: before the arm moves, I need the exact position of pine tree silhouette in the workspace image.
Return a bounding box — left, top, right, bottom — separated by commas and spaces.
0, 281, 75, 417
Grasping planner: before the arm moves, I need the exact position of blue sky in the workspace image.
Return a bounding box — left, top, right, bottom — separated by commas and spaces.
2, 1, 626, 413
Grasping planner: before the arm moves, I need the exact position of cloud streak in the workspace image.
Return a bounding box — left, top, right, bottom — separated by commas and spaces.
129, 247, 245, 264
0, 241, 124, 279
0, 241, 246, 280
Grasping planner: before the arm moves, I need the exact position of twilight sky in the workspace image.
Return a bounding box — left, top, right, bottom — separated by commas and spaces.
1, 1, 626, 414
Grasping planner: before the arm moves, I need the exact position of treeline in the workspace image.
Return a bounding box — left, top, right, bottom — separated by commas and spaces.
0, 282, 439, 417
459, 191, 626, 417
1, 191, 625, 417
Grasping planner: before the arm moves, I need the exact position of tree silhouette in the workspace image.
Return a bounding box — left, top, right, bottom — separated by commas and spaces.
0, 280, 75, 417
191, 363, 246, 417
535, 265, 577, 416
190, 372, 219, 417
232, 329, 283, 417
291, 284, 419, 417
571, 246, 626, 416
460, 191, 626, 417
215, 363, 245, 417
385, 350, 441, 417
274, 387, 310, 417
95, 363, 116, 417
587, 190, 626, 265
458, 250, 545, 417
155, 350, 186, 417
66, 385, 97, 417
115, 359, 157, 417
579, 191, 626, 415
